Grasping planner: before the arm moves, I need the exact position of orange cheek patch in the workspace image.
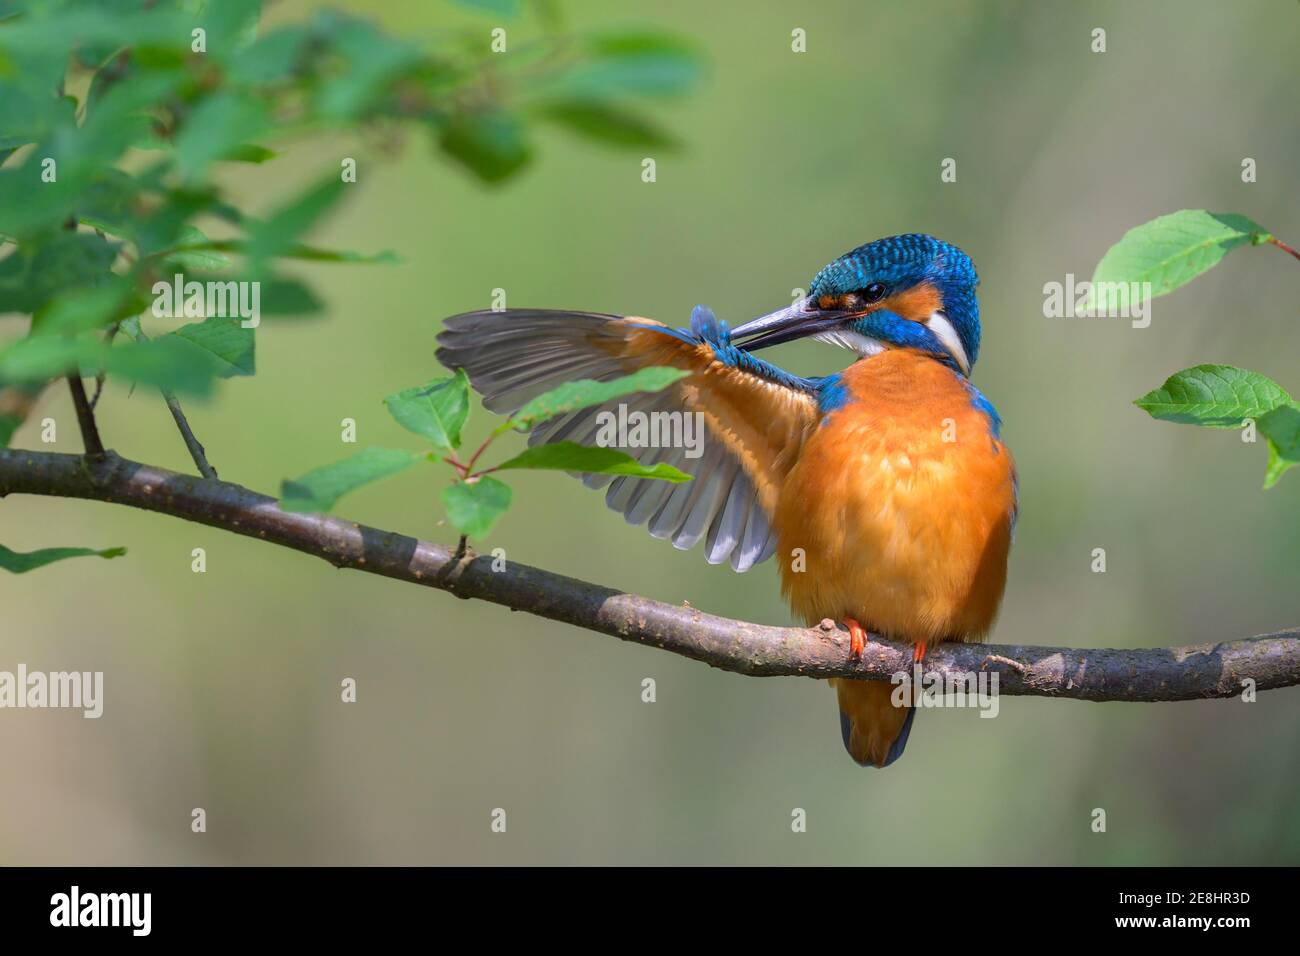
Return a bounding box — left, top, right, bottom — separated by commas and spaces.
879, 282, 942, 323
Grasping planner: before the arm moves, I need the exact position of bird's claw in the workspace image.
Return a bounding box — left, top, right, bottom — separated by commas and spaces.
844, 617, 867, 657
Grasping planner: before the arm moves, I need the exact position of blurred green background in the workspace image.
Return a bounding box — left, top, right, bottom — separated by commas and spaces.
3, 0, 1299, 865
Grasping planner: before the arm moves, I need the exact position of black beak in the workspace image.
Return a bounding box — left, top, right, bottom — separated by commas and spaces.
729, 297, 852, 351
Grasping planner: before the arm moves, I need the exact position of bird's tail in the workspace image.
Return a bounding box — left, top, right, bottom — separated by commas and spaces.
832, 678, 915, 768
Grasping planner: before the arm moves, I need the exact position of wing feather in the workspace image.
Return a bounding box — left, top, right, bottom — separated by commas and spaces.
436, 307, 819, 572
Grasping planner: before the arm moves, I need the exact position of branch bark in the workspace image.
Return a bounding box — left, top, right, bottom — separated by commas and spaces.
1, 448, 1296, 702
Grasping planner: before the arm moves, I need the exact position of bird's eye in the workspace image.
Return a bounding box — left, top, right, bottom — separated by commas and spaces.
862, 282, 887, 303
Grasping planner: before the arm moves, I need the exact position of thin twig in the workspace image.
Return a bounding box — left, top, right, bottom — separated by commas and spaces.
163, 390, 217, 479
120, 321, 217, 479
64, 374, 105, 457
462, 431, 498, 474
89, 322, 120, 410
1, 448, 1296, 703
1268, 235, 1300, 263
89, 372, 107, 410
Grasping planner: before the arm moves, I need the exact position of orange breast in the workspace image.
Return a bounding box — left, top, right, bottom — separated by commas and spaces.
775, 349, 1016, 644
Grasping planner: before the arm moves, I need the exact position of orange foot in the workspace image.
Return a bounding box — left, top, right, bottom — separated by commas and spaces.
912, 641, 928, 663
844, 617, 868, 657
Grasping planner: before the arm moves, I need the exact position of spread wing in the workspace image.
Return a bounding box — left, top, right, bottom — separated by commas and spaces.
436, 306, 820, 571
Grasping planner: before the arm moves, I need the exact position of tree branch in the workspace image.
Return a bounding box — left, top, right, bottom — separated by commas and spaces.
1, 448, 1296, 702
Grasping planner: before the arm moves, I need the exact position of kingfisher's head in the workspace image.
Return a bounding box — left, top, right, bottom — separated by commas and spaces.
731, 234, 981, 376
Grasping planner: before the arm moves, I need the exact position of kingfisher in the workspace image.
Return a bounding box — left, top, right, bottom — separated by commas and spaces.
436, 234, 1017, 767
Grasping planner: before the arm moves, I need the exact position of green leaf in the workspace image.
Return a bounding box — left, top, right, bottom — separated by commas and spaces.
159, 226, 231, 272
451, 0, 522, 16
259, 278, 325, 317
536, 101, 680, 150
0, 333, 219, 397
36, 278, 139, 335
559, 31, 704, 99
0, 48, 77, 147
383, 370, 470, 450
128, 183, 226, 258
497, 441, 692, 481
201, 0, 264, 52
0, 336, 87, 382
505, 366, 690, 431
1259, 403, 1300, 489
313, 19, 422, 120
0, 73, 178, 235
438, 111, 532, 184
77, 168, 141, 235
175, 91, 271, 180
1091, 210, 1272, 306
224, 144, 278, 164
166, 317, 255, 378
280, 447, 419, 513
441, 476, 511, 538
109, 335, 226, 395
6, 231, 120, 316
145, 273, 322, 321
243, 177, 348, 271
1134, 365, 1290, 428
0, 543, 126, 574
228, 26, 312, 85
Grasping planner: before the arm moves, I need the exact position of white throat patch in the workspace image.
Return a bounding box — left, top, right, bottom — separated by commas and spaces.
925, 310, 971, 376
812, 328, 887, 357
